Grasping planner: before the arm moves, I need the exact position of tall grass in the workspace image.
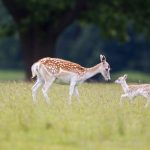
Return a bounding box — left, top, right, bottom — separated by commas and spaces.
0, 82, 150, 150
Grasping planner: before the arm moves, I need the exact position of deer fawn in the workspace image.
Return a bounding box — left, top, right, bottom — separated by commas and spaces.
31, 54, 111, 104
115, 74, 150, 107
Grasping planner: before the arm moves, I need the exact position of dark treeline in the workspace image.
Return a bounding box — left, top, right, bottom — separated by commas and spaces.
0, 23, 150, 73
0, 0, 150, 79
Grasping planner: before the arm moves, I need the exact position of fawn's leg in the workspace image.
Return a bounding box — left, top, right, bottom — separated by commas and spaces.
74, 86, 80, 103
119, 94, 129, 105
68, 81, 76, 105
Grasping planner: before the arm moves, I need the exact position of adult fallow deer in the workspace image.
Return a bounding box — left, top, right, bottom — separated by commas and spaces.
31, 54, 111, 104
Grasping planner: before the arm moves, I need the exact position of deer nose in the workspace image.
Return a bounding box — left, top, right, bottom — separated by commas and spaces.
108, 78, 111, 81
106, 77, 111, 81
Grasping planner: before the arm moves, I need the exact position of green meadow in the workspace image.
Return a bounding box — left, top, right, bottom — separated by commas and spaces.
0, 82, 150, 150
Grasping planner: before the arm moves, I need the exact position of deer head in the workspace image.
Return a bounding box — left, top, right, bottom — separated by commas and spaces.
115, 74, 128, 84
100, 54, 111, 81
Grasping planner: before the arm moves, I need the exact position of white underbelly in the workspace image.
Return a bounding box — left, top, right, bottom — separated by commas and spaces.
55, 75, 71, 84
54, 69, 80, 85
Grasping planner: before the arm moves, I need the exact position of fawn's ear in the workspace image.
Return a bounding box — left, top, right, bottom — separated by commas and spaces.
100, 54, 106, 62
123, 74, 128, 79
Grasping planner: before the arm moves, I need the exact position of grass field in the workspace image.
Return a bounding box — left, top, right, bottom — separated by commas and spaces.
0, 82, 150, 150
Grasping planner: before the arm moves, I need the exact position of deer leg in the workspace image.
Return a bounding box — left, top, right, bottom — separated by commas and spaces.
32, 79, 43, 103
68, 81, 76, 105
42, 77, 55, 104
119, 94, 129, 105
74, 86, 80, 103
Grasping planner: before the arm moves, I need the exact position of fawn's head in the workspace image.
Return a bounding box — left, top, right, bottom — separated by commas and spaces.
100, 54, 111, 81
115, 74, 127, 84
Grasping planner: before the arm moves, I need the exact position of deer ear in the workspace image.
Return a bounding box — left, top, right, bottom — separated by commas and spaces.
100, 55, 106, 62
124, 74, 128, 79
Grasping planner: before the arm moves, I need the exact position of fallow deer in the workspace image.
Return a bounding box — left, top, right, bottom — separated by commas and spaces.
115, 74, 150, 107
31, 54, 111, 104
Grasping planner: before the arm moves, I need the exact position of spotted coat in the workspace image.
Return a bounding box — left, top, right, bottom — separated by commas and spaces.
39, 57, 87, 75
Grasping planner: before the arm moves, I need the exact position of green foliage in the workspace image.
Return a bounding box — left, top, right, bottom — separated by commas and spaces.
0, 82, 150, 149
0, 0, 150, 79
80, 0, 150, 40
1, 0, 150, 40
0, 0, 16, 37
15, 0, 73, 26
0, 37, 23, 69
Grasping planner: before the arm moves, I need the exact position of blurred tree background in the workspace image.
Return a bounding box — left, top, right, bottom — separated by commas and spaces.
0, 0, 150, 80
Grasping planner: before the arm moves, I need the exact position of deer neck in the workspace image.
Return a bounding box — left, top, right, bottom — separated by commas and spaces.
82, 64, 102, 81
121, 81, 129, 93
